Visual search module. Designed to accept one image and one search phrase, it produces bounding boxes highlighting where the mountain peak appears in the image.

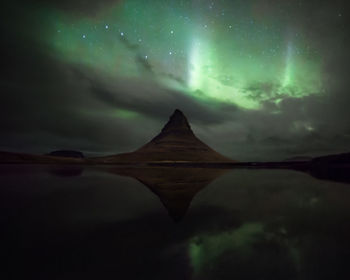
[173,108,185,116]
[161,109,192,134]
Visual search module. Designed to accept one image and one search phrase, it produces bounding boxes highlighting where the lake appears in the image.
[1,165,350,280]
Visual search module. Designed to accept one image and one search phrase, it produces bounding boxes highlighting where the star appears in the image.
[121,32,124,36]
[82,34,86,39]
[170,30,174,34]
[105,25,109,29]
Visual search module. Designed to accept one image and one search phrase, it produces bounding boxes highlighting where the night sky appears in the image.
[1,0,349,160]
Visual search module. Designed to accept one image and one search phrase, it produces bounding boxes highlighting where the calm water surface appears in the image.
[1,165,350,280]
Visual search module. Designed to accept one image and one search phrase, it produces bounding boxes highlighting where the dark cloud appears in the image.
[161,72,187,87]
[119,34,186,84]
[88,76,232,126]
[135,55,154,74]
[243,82,282,101]
[119,35,140,51]
[24,0,122,17]
[117,33,155,75]
[213,74,237,87]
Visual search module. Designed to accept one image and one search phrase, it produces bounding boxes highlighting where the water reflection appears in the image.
[308,164,350,183]
[1,165,350,280]
[103,167,228,221]
[48,165,84,177]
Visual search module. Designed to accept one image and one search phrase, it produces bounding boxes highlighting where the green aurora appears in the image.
[36,0,323,110]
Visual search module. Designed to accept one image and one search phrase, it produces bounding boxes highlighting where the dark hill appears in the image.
[48,150,85,158]
[0,151,84,164]
[284,156,312,162]
[312,152,350,164]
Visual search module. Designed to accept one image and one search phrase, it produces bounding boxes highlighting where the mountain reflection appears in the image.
[103,167,228,221]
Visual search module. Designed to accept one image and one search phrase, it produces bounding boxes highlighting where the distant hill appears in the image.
[284,156,313,162]
[92,109,234,163]
[312,152,350,164]
[308,152,350,183]
[47,150,85,158]
[0,151,84,164]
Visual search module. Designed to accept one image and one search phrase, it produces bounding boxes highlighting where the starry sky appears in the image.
[0,0,349,160]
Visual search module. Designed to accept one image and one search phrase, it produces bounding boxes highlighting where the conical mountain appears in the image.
[95,109,233,163]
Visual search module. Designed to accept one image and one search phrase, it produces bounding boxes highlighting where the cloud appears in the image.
[118,34,186,84]
[23,0,122,17]
[135,55,154,74]
[119,35,140,51]
[243,82,282,101]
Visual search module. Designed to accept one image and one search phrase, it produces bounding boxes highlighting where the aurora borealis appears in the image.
[47,0,324,109]
[1,0,349,160]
